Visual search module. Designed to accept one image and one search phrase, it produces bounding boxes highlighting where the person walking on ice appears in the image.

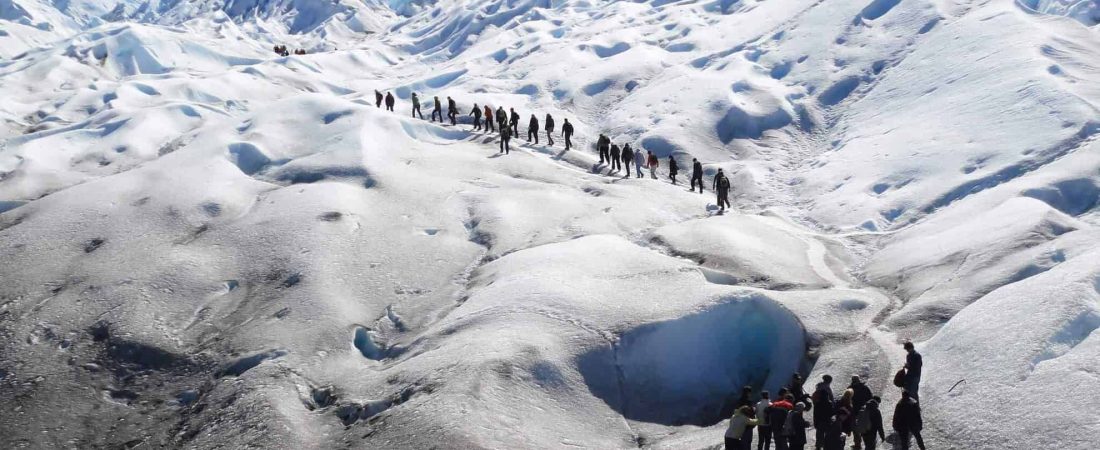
[633,146,644,178]
[545,114,555,146]
[484,106,495,132]
[411,93,423,119]
[375,90,383,108]
[691,158,704,193]
[527,114,539,143]
[902,342,922,401]
[384,92,395,112]
[610,143,621,173]
[668,155,678,185]
[470,104,482,131]
[562,119,574,150]
[621,144,634,177]
[431,96,442,122]
[447,96,458,125]
[714,168,731,213]
[892,391,925,450]
[647,151,659,179]
[500,125,512,154]
[510,108,520,135]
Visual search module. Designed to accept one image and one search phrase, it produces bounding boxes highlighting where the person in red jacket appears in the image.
[484,105,495,132]
[647,151,659,179]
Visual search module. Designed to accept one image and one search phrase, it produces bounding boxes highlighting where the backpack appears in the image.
[893,368,907,388]
[718,175,730,190]
[853,407,871,434]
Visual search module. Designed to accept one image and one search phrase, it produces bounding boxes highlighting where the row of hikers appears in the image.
[373,90,738,212]
[271,45,307,57]
[725,342,925,450]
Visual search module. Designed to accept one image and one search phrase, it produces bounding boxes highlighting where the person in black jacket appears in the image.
[543,113,554,144]
[375,90,383,108]
[596,134,610,164]
[496,106,507,131]
[500,125,512,154]
[527,115,539,143]
[431,96,443,122]
[691,158,704,193]
[447,96,458,125]
[903,342,923,401]
[713,169,731,212]
[857,399,886,450]
[610,144,621,172]
[812,375,835,450]
[621,144,634,177]
[786,402,811,450]
[844,374,871,415]
[411,93,423,119]
[668,156,678,184]
[892,391,925,450]
[470,104,482,131]
[510,108,520,135]
[562,119,574,150]
[384,92,395,112]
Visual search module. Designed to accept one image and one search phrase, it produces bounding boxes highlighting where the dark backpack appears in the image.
[718,175,730,190]
[893,369,907,388]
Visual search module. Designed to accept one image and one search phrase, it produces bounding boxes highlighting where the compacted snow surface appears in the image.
[1,0,1099,449]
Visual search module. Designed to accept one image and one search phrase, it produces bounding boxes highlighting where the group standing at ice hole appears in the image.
[373,90,928,450]
[373,90,736,212]
[724,342,926,450]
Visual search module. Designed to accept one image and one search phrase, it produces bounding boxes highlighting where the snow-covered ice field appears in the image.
[1,0,1099,448]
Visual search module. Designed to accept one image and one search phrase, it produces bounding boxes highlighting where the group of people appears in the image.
[372,90,578,153]
[271,45,306,57]
[725,342,926,450]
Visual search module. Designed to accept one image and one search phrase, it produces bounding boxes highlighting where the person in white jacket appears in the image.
[756,391,773,450]
[726,405,760,450]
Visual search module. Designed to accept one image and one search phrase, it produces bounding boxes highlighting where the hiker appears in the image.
[784,402,810,450]
[892,391,925,450]
[648,151,659,179]
[755,391,772,450]
[735,386,756,449]
[823,415,846,450]
[562,119,574,150]
[691,158,704,193]
[375,90,383,108]
[789,373,808,406]
[510,108,520,135]
[903,342,922,401]
[545,114,555,146]
[621,144,634,177]
[668,156,678,184]
[634,147,644,178]
[848,376,873,449]
[431,96,443,122]
[610,144,622,172]
[726,406,760,450]
[484,106,495,132]
[412,93,423,119]
[447,97,458,125]
[854,398,886,450]
[470,104,482,130]
[812,375,836,450]
[385,92,395,112]
[496,106,507,131]
[527,115,539,143]
[713,169,731,211]
[597,134,610,164]
[766,392,794,450]
[500,125,512,154]
[836,389,855,448]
